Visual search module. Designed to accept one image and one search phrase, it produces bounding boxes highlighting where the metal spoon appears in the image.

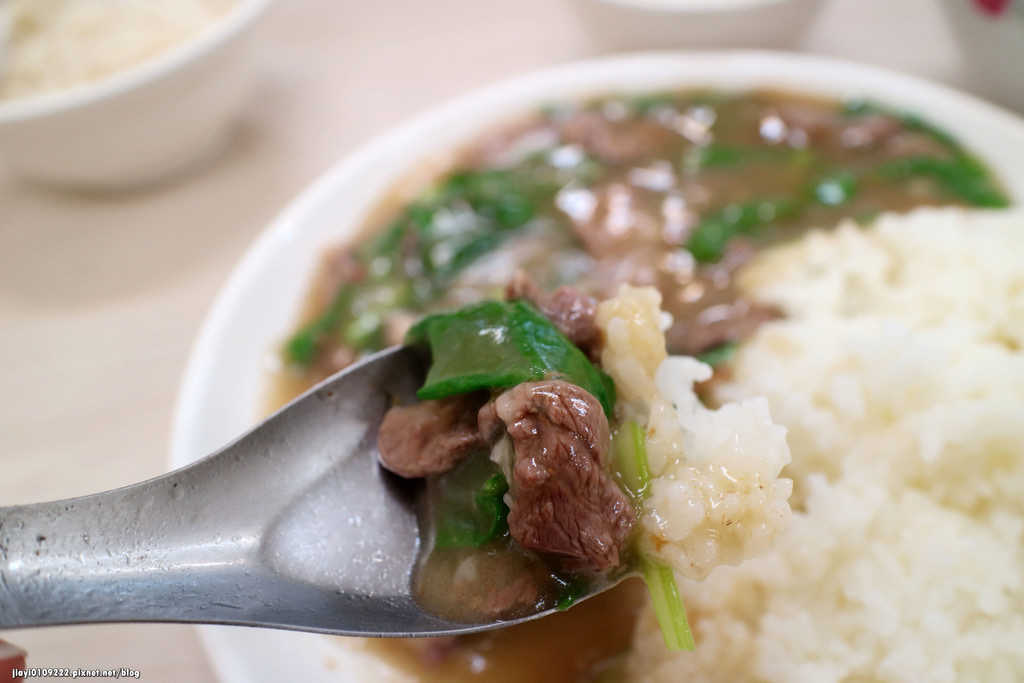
[0,346,579,637]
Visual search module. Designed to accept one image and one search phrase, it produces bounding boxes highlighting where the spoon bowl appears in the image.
[0,347,582,637]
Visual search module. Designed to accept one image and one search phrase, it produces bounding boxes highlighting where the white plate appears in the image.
[170,51,1024,682]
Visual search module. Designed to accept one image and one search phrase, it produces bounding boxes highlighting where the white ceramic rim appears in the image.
[169,50,1024,682]
[590,0,806,14]
[0,0,272,123]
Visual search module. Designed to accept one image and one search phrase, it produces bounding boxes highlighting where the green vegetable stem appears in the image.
[613,421,695,651]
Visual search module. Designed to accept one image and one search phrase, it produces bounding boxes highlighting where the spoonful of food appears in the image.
[0,286,724,652]
[0,346,583,637]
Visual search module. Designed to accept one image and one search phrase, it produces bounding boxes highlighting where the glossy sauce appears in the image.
[369,579,647,683]
[276,90,1004,387]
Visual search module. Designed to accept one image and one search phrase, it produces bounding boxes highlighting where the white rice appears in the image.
[627,207,1024,682]
[0,0,237,102]
[595,285,792,581]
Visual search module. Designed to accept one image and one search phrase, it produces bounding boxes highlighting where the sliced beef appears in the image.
[776,103,921,153]
[477,399,504,445]
[560,111,673,165]
[313,246,367,311]
[488,380,635,573]
[505,272,602,360]
[657,239,780,356]
[664,297,779,356]
[465,572,541,619]
[377,393,488,478]
[838,113,902,149]
[562,182,665,261]
[774,102,839,145]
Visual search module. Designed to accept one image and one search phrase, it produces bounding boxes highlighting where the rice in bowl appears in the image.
[0,0,238,102]
[629,206,1024,682]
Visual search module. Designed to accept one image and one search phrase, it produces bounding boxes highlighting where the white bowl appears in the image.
[171,51,1024,682]
[0,0,272,189]
[571,0,825,51]
[940,0,1024,114]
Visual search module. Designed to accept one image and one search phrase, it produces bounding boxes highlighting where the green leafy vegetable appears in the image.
[432,455,510,549]
[812,169,859,206]
[553,575,591,611]
[283,168,550,367]
[285,304,345,367]
[362,169,542,273]
[686,198,798,264]
[854,209,882,226]
[876,156,1009,208]
[843,99,1008,208]
[694,144,747,168]
[843,99,960,149]
[407,300,616,417]
[695,342,737,369]
[613,421,695,651]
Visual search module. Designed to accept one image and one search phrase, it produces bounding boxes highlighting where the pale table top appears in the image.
[0,0,1000,679]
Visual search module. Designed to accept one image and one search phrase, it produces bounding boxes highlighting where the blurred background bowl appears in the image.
[571,0,826,51]
[0,0,272,190]
[940,0,1024,113]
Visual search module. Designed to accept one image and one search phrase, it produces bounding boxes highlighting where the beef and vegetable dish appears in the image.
[378,289,634,623]
[270,90,1007,681]
[280,90,1005,382]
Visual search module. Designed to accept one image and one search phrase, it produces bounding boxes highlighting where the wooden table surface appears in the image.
[0,0,1000,679]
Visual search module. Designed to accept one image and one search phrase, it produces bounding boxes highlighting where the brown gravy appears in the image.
[368,579,647,683]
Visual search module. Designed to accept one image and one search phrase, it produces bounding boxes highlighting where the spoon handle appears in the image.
[0,347,457,636]
[0,451,276,629]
